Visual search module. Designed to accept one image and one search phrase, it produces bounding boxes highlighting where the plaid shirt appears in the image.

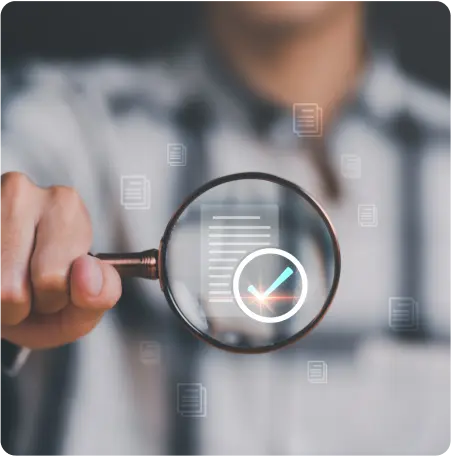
[2,46,450,454]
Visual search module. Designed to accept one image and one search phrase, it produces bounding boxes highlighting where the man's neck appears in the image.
[209,3,365,126]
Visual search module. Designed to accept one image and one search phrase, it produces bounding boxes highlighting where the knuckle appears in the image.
[1,172,31,192]
[32,269,67,296]
[1,286,30,324]
[50,185,82,208]
[1,172,33,207]
[50,186,89,221]
[48,186,91,233]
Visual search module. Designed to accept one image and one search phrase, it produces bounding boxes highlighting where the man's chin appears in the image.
[230,1,338,26]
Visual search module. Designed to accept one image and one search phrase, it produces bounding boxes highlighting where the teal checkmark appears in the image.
[248,266,294,299]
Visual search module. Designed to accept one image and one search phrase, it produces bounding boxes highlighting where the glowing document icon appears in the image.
[307,360,328,384]
[389,297,419,331]
[341,154,362,179]
[201,204,279,318]
[358,204,378,227]
[139,341,161,366]
[177,383,207,417]
[120,175,150,210]
[167,144,187,166]
[293,103,323,137]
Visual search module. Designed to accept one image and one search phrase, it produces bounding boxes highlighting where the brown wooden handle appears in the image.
[93,249,159,280]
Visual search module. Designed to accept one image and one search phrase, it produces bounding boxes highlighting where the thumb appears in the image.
[70,254,122,311]
[56,254,122,343]
[1,255,122,349]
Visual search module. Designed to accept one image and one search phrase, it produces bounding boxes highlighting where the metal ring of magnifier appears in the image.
[158,172,341,354]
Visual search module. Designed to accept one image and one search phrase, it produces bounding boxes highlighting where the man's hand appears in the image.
[1,172,122,349]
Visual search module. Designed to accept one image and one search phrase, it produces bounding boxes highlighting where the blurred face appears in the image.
[222,1,347,27]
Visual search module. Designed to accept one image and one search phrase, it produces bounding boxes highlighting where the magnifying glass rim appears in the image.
[159,172,341,354]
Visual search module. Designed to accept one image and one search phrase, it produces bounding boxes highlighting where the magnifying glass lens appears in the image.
[161,174,340,352]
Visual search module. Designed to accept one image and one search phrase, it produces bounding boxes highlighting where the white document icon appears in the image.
[139,341,161,365]
[293,103,323,137]
[167,143,187,166]
[120,175,150,210]
[341,154,362,179]
[177,383,207,417]
[307,360,328,384]
[358,204,378,227]
[389,297,419,331]
[201,204,279,318]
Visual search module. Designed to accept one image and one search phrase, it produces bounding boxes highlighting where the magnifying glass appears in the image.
[94,172,341,353]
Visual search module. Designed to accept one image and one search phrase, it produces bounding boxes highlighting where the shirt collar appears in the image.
[154,42,408,148]
[358,49,406,122]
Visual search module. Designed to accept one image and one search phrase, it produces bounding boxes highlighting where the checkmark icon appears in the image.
[248,266,294,300]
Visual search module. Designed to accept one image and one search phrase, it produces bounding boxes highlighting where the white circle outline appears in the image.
[232,248,308,324]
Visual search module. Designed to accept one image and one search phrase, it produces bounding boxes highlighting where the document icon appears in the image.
[341,154,361,179]
[167,143,187,166]
[139,341,161,366]
[358,204,378,227]
[201,204,279,318]
[120,175,150,210]
[293,103,323,137]
[177,383,207,417]
[307,360,328,384]
[389,297,419,331]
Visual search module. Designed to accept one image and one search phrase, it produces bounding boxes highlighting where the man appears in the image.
[2,2,449,454]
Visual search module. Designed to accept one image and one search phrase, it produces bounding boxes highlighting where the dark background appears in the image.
[1,1,450,91]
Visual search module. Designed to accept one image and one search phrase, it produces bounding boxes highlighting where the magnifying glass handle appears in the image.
[93,249,159,280]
